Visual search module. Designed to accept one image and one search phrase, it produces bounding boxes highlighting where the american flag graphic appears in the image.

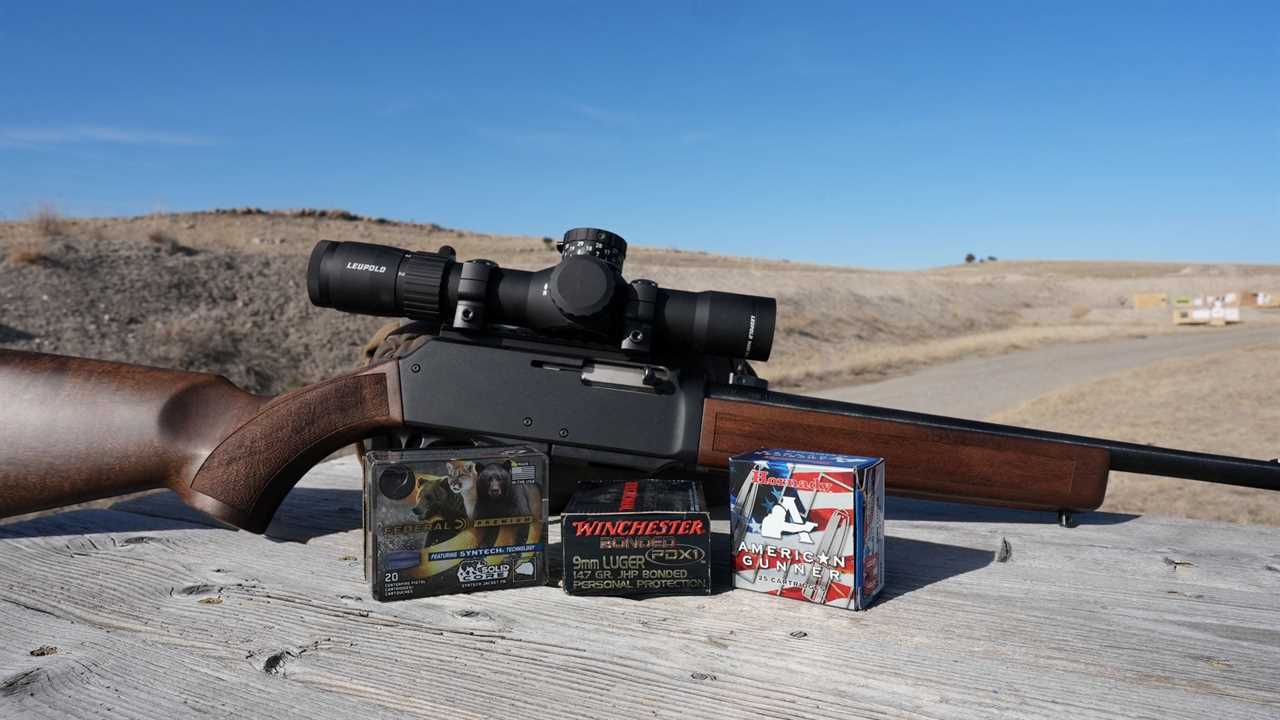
[732,461,860,608]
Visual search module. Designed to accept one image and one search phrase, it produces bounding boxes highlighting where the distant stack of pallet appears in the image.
[1132,292,1168,309]
[1244,291,1279,309]
[1171,295,1241,326]
[1172,296,1209,325]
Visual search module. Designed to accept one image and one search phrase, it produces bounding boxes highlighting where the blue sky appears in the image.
[1,2,1276,268]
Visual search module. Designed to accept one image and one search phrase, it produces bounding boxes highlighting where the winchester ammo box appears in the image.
[730,449,885,610]
[561,478,712,596]
[365,446,549,601]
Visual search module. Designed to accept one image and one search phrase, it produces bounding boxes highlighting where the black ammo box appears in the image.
[561,478,712,596]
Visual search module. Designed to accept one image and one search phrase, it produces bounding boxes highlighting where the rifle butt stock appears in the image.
[697,395,1110,512]
[0,350,404,532]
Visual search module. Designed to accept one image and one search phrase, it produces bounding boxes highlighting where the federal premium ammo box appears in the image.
[561,478,712,596]
[364,446,549,602]
[729,449,885,610]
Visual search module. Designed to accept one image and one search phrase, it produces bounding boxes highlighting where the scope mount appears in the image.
[442,227,671,358]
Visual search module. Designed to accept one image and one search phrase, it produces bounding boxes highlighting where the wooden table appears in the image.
[2,456,1277,719]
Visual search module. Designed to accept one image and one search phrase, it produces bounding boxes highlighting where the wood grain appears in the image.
[698,398,1111,511]
[0,350,403,533]
[1,457,1277,719]
[188,366,402,532]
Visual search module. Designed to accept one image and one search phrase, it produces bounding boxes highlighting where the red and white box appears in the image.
[729,449,885,610]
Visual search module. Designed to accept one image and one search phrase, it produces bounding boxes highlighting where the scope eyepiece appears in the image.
[307,231,776,361]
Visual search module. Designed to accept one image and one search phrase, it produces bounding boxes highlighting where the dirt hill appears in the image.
[3,208,1278,395]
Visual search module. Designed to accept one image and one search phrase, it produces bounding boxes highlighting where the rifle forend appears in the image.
[697,395,1111,511]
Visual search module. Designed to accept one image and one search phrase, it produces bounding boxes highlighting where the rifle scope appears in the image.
[307,228,775,361]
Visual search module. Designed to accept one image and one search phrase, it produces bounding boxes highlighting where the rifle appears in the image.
[1,228,1276,532]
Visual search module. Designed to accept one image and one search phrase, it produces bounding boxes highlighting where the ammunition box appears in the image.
[730,449,885,610]
[365,446,548,601]
[562,478,712,596]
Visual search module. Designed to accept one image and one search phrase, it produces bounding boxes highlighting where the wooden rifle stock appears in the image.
[0,350,403,532]
[698,396,1111,511]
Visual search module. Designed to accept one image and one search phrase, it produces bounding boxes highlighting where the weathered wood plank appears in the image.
[2,456,1278,719]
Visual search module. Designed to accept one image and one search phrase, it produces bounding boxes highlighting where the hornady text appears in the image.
[748,467,843,493]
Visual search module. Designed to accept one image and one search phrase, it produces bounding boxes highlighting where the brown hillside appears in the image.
[2,208,1278,395]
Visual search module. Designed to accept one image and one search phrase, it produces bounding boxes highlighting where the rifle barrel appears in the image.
[714,386,1280,493]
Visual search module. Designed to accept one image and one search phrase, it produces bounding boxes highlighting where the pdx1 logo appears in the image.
[645,545,707,566]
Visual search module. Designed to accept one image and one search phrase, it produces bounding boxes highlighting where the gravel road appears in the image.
[812,323,1278,420]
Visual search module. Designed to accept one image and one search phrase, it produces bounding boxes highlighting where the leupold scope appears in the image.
[307,227,775,360]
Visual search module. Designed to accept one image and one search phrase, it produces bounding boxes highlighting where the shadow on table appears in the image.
[263,488,364,542]
[0,506,215,539]
[876,535,994,605]
[0,487,365,541]
[547,503,1107,601]
[711,533,996,605]
[887,497,1138,526]
[0,323,37,343]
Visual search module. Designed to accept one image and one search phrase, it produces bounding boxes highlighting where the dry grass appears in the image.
[29,203,66,238]
[147,229,197,256]
[992,342,1280,525]
[4,204,69,264]
[5,239,49,265]
[769,323,1181,389]
[150,309,291,393]
[152,310,241,368]
[936,259,1280,278]
[4,208,1278,393]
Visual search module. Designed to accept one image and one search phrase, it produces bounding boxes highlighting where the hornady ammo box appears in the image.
[562,478,712,596]
[730,449,884,610]
[364,446,549,602]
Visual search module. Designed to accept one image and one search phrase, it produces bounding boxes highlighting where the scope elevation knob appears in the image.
[558,227,627,272]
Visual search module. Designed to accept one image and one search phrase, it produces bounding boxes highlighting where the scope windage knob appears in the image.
[548,255,619,329]
[558,227,627,272]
